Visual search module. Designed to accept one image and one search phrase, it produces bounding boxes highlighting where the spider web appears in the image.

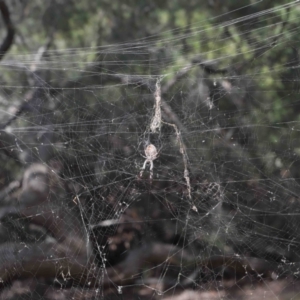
[0,1,300,299]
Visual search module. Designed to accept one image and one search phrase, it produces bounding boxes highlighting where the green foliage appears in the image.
[1,0,300,218]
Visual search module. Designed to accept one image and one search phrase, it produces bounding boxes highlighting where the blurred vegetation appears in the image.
[1,0,300,282]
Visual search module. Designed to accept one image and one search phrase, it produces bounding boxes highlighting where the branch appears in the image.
[0,0,14,60]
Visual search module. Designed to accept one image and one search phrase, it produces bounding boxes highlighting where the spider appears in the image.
[139,143,160,180]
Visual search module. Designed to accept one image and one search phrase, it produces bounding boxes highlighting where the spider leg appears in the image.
[143,159,149,170]
[149,160,153,171]
[149,160,153,180]
[140,159,149,178]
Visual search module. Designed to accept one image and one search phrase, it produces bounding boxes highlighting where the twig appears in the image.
[0,40,52,130]
[150,79,162,133]
[0,0,14,61]
[148,81,197,211]
[162,120,197,212]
